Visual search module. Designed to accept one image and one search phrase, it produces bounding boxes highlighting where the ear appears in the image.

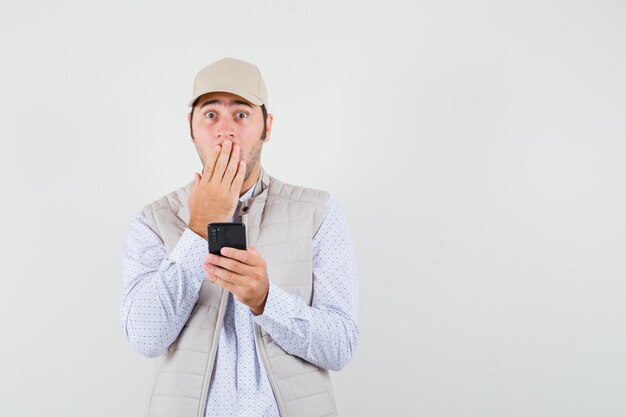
[188,113,195,142]
[263,113,273,144]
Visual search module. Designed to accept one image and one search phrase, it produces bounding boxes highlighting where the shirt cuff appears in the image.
[253,282,307,330]
[167,228,208,289]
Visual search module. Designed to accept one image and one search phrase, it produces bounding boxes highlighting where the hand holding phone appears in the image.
[203,223,268,315]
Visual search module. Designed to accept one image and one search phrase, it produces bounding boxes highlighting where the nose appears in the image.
[215,116,236,139]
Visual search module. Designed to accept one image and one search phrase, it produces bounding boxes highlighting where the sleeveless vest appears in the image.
[141,169,336,417]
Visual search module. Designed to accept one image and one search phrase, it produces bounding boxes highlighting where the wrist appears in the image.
[188,220,208,240]
[250,287,269,316]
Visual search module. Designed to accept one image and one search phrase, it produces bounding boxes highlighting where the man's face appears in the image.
[188,91,272,184]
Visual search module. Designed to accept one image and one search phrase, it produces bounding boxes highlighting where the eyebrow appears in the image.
[199,99,252,109]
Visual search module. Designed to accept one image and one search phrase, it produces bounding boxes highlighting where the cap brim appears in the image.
[188,85,264,107]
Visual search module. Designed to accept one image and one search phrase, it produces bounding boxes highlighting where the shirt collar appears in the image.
[239,181,257,203]
[238,168,265,204]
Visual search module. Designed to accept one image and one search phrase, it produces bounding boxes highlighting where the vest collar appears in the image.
[237,168,270,218]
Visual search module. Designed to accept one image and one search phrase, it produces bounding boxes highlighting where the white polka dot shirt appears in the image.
[120,183,359,417]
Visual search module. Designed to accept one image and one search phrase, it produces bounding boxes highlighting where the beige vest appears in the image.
[142,170,336,417]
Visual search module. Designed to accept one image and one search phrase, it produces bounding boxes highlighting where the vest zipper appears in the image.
[197,288,229,417]
[254,324,286,417]
[242,204,285,417]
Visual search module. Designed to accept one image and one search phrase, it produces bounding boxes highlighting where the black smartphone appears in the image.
[207,223,247,255]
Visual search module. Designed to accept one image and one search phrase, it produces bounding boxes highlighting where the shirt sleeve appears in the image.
[120,210,208,358]
[253,196,359,371]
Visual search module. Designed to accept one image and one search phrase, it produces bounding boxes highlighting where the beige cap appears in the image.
[188,57,268,107]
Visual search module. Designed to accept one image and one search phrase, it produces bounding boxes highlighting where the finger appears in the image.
[212,140,233,183]
[230,159,246,193]
[202,144,222,182]
[209,273,237,293]
[222,143,241,183]
[202,263,216,282]
[211,264,245,286]
[205,253,251,276]
[203,262,242,286]
[220,246,256,265]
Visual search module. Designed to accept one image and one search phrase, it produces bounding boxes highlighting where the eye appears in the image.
[235,111,248,119]
[204,111,217,119]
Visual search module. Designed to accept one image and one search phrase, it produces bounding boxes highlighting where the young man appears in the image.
[120,57,358,417]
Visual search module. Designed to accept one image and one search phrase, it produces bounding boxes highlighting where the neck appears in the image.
[239,166,261,197]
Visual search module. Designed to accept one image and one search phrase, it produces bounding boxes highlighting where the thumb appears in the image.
[193,172,200,186]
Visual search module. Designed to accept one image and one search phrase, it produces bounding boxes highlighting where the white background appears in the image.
[1,1,625,416]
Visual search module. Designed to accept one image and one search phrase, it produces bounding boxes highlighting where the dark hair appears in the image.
[189,101,268,141]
